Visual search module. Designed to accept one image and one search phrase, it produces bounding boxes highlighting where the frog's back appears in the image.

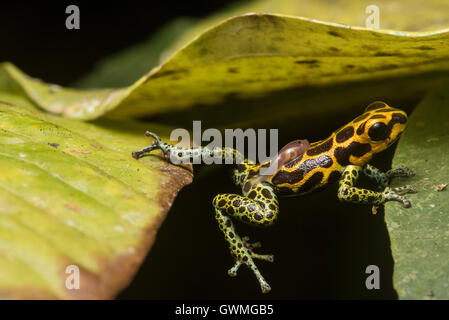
[268,137,343,196]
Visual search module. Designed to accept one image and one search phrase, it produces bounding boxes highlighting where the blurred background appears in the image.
[0,1,239,85]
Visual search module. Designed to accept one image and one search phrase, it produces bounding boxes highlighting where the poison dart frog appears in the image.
[132,101,416,294]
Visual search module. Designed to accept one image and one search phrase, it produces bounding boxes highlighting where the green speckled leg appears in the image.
[214,208,272,293]
[132,131,245,164]
[363,164,415,189]
[133,132,277,293]
[212,183,279,294]
[338,165,416,208]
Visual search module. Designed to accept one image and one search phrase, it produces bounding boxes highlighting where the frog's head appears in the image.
[357,101,408,154]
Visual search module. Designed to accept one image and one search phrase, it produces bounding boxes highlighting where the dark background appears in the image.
[1,1,403,299]
[0,1,240,85]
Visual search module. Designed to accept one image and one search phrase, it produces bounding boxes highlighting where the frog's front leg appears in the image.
[213,182,278,294]
[338,165,416,208]
[363,164,415,189]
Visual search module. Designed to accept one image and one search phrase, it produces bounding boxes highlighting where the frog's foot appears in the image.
[227,236,273,294]
[388,165,415,179]
[390,185,417,195]
[382,186,416,208]
[132,131,165,159]
[241,236,274,262]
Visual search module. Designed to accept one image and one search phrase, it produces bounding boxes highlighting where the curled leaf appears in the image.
[0,102,192,299]
[1,14,449,126]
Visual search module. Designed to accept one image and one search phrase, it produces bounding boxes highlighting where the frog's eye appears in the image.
[368,122,388,141]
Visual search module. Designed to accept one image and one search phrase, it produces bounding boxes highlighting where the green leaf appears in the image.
[163,0,449,60]
[0,64,38,111]
[386,87,449,299]
[74,0,449,90]
[1,14,449,125]
[0,101,192,299]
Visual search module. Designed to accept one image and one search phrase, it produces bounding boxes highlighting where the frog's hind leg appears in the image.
[212,184,279,294]
[132,131,247,165]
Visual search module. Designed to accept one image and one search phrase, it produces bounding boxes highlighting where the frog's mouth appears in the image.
[387,131,403,147]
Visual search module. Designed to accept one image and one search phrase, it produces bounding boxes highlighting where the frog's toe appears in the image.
[132,131,164,159]
[397,195,412,208]
[228,260,242,277]
[144,131,161,141]
[402,166,415,177]
[227,236,272,293]
[227,256,272,293]
[390,165,415,178]
[383,187,413,208]
[391,185,417,195]
[242,236,261,249]
[260,282,272,294]
[242,236,274,262]
[402,199,412,208]
[252,253,274,262]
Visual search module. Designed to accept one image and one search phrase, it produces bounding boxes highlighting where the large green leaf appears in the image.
[386,87,449,299]
[0,101,192,299]
[1,14,449,125]
[163,0,449,61]
[74,0,449,90]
